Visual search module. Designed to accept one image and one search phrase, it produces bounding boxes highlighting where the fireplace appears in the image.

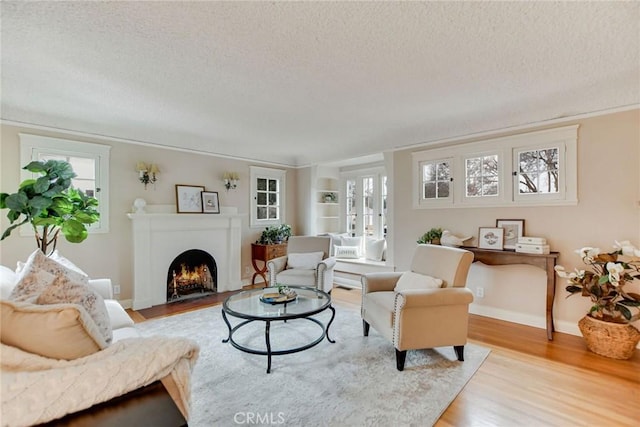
[128,204,243,310]
[167,249,217,301]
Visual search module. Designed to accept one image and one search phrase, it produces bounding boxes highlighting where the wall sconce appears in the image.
[136,162,159,189]
[223,172,239,191]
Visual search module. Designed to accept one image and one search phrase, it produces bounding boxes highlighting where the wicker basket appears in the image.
[578,316,640,360]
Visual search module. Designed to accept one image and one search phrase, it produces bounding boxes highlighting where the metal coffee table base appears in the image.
[222,306,336,373]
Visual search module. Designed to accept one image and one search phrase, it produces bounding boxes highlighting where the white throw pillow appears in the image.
[10,250,89,303]
[49,250,89,277]
[341,236,362,256]
[365,238,386,262]
[334,246,360,259]
[394,271,443,292]
[287,252,324,270]
[1,265,18,300]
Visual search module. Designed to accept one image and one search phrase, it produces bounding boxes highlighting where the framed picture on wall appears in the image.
[496,219,525,250]
[201,191,220,214]
[175,184,205,213]
[478,227,504,250]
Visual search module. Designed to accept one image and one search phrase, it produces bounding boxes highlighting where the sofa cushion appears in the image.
[274,269,316,285]
[287,252,324,269]
[0,265,18,300]
[104,299,135,330]
[10,250,89,303]
[49,250,89,277]
[37,275,113,344]
[394,271,443,292]
[0,300,107,360]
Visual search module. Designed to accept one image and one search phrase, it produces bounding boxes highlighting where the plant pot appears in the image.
[578,315,640,360]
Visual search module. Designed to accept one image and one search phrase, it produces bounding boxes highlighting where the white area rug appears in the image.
[137,303,489,426]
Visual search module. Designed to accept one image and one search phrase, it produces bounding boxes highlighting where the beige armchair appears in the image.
[361,244,474,371]
[267,236,336,293]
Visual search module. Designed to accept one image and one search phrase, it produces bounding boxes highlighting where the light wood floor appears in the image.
[130,287,640,426]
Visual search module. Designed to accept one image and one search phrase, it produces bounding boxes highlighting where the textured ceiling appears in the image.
[1,1,639,167]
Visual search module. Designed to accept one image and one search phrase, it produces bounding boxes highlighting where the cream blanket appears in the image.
[1,336,199,427]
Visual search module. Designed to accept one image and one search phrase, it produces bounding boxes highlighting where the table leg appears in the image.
[325,305,336,343]
[546,261,556,340]
[221,310,231,343]
[265,320,272,374]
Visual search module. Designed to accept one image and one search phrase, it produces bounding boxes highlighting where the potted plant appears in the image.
[322,192,337,203]
[256,224,292,245]
[555,241,640,359]
[0,160,100,255]
[417,227,443,245]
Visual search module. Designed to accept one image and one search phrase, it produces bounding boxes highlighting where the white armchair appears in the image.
[361,244,474,371]
[267,236,336,293]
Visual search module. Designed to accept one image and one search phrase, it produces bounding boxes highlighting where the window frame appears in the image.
[416,157,454,207]
[19,133,111,233]
[411,125,578,209]
[249,166,286,228]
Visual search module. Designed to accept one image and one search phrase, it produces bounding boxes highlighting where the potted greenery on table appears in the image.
[256,224,292,245]
[555,240,640,359]
[0,160,100,255]
[417,227,443,245]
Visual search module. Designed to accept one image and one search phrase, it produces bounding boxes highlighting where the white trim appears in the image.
[19,133,111,233]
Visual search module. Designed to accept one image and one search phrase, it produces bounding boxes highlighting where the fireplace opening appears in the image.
[166,249,217,302]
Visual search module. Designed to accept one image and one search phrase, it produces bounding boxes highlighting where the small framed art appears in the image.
[202,191,220,214]
[496,219,525,250]
[175,184,205,213]
[478,227,504,250]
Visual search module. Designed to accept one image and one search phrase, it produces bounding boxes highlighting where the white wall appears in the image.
[391,109,640,336]
[0,124,299,301]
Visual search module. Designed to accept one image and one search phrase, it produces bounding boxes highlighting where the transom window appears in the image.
[465,154,499,197]
[412,125,577,208]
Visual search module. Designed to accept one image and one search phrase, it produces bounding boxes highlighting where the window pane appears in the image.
[518,148,559,194]
[257,206,267,219]
[436,163,450,180]
[466,158,481,177]
[257,192,267,205]
[466,178,480,197]
[257,178,267,191]
[424,182,436,199]
[268,193,277,205]
[70,157,95,179]
[268,207,278,219]
[268,179,277,192]
[423,163,435,182]
[482,176,498,196]
[437,182,450,198]
[483,155,498,176]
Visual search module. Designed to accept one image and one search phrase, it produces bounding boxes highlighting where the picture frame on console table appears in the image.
[496,219,525,250]
[201,191,220,214]
[478,227,505,250]
[175,184,205,213]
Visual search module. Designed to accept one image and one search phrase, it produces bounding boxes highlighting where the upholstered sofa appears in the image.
[0,251,199,426]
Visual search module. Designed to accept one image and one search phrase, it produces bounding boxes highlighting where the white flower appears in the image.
[613,240,640,257]
[606,262,625,285]
[555,266,584,281]
[575,247,600,263]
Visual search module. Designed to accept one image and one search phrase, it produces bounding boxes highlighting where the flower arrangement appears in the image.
[555,241,640,324]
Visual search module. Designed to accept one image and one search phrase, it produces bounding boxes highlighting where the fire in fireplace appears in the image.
[166,249,217,302]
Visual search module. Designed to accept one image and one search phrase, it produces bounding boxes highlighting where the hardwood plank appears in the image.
[129,285,640,426]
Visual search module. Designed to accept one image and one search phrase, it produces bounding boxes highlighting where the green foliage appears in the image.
[417,227,443,244]
[0,160,100,254]
[257,224,292,245]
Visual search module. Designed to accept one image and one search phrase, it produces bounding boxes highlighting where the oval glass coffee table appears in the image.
[222,286,336,373]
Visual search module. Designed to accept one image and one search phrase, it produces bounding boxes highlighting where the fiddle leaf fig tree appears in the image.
[0,160,100,255]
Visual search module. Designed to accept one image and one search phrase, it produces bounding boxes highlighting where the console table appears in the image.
[462,247,559,340]
[250,243,288,285]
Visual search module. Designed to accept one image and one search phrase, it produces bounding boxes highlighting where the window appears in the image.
[420,159,452,201]
[343,168,387,239]
[515,146,560,197]
[20,133,110,233]
[412,125,578,208]
[250,166,286,228]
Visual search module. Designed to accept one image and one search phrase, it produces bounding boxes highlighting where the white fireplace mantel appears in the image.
[127,205,244,310]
